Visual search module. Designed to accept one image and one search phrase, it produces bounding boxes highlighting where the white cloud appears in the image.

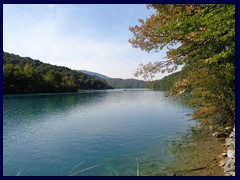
[4,4,168,80]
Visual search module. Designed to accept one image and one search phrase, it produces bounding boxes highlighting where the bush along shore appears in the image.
[218,127,235,176]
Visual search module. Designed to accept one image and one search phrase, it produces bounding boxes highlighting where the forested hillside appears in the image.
[148,71,182,91]
[78,70,147,89]
[106,78,146,89]
[3,52,112,94]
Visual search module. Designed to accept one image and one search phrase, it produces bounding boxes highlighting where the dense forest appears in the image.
[106,78,146,89]
[148,71,182,91]
[3,52,112,94]
[129,4,235,133]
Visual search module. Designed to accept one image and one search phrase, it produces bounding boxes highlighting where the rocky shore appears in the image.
[164,126,235,176]
[219,127,235,176]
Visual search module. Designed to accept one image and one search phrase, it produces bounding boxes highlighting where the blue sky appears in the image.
[3,4,169,80]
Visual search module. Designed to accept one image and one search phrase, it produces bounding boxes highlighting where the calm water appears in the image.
[3,89,195,176]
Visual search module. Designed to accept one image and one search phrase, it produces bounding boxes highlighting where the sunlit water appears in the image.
[3,89,195,176]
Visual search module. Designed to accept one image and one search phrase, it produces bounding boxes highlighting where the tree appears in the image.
[129,4,234,77]
[23,64,35,78]
[3,64,23,93]
[61,75,76,91]
[129,4,235,131]
[43,69,63,91]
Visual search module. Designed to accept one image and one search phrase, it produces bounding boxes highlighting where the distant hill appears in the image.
[3,52,112,94]
[148,71,182,91]
[78,70,110,80]
[77,70,147,89]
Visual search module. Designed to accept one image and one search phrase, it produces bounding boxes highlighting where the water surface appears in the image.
[3,89,195,176]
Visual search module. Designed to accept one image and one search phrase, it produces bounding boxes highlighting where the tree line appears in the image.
[3,52,112,94]
[106,78,146,89]
[147,71,182,91]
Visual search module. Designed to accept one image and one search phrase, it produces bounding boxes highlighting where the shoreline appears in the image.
[165,126,235,176]
[165,127,226,176]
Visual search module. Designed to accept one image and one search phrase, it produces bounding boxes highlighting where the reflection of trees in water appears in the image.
[3,92,108,126]
[14,92,106,109]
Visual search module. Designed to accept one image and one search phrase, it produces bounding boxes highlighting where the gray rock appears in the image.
[227,150,235,158]
[226,172,235,176]
[224,159,235,173]
[222,127,235,176]
[225,138,234,147]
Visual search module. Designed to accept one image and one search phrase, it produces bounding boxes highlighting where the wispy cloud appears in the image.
[3,4,167,80]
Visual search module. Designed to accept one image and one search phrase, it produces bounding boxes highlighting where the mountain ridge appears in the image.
[77,70,147,88]
[78,70,111,80]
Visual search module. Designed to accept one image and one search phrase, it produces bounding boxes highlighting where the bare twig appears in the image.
[69,161,85,176]
[69,164,102,176]
[16,169,22,176]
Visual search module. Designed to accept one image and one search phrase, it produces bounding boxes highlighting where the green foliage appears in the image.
[148,71,182,91]
[3,52,112,94]
[78,70,147,89]
[129,4,235,131]
[181,67,234,129]
[129,4,235,77]
[106,78,146,89]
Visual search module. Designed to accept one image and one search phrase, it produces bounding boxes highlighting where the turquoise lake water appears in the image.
[3,89,195,176]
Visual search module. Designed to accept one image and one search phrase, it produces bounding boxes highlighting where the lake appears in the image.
[3,89,195,176]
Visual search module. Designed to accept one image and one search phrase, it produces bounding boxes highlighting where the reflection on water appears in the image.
[4,90,195,176]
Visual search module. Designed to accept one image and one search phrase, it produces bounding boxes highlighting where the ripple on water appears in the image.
[4,90,195,176]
